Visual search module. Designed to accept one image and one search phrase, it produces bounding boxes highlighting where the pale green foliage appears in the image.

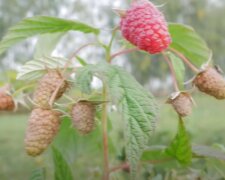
[108,66,158,178]
[34,33,65,58]
[167,52,185,89]
[166,117,192,165]
[76,63,158,178]
[169,23,211,67]
[29,168,45,180]
[193,145,225,161]
[75,67,93,94]
[0,16,99,55]
[16,56,68,80]
[52,146,73,180]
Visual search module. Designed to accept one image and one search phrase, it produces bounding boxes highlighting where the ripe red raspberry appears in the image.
[120,0,171,54]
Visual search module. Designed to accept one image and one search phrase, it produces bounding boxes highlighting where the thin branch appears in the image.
[169,47,199,73]
[102,84,109,180]
[109,47,139,62]
[62,42,98,75]
[49,43,98,107]
[162,52,180,92]
[109,163,129,173]
[49,78,66,107]
[109,158,173,174]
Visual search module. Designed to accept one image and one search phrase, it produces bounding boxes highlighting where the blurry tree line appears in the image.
[0,0,225,88]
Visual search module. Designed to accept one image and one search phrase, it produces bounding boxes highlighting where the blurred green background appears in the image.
[0,0,225,179]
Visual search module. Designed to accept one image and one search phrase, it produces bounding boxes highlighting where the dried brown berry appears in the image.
[0,92,15,111]
[167,92,193,117]
[25,108,61,156]
[33,70,69,108]
[193,67,225,99]
[71,101,96,135]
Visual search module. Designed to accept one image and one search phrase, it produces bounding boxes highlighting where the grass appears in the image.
[0,113,37,180]
[0,95,225,179]
[158,93,225,145]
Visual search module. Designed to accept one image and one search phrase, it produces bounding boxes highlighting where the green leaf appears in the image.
[76,63,158,178]
[166,117,192,165]
[75,67,93,94]
[192,145,225,161]
[0,16,100,55]
[17,56,68,80]
[52,146,73,180]
[108,66,158,178]
[141,145,170,161]
[34,32,65,58]
[167,52,185,89]
[29,168,45,180]
[169,23,211,67]
[76,56,87,66]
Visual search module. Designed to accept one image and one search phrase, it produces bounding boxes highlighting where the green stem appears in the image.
[102,84,109,180]
[169,47,199,73]
[162,52,180,92]
[105,27,119,63]
[101,29,118,180]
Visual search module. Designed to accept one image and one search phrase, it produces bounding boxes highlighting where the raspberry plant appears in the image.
[1,0,225,179]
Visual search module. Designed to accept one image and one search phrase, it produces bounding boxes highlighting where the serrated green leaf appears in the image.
[167,52,185,89]
[0,16,100,55]
[75,67,93,94]
[29,168,45,180]
[169,23,210,67]
[34,32,65,58]
[52,146,73,180]
[17,56,68,80]
[108,66,158,178]
[75,63,158,178]
[166,117,192,165]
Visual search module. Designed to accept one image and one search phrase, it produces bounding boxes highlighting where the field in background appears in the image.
[0,94,225,179]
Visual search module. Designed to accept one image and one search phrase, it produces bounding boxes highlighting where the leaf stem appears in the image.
[101,29,120,179]
[162,52,180,92]
[105,27,119,62]
[109,163,129,173]
[62,42,99,75]
[102,84,109,180]
[109,47,139,62]
[169,47,199,73]
[49,43,99,107]
[109,158,173,173]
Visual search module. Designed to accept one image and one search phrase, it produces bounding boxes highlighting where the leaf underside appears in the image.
[0,16,99,55]
[17,56,68,80]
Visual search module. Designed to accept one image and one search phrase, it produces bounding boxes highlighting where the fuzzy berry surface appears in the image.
[33,70,68,108]
[120,0,171,54]
[167,92,193,117]
[25,108,61,156]
[193,67,225,99]
[71,101,96,135]
[0,93,15,111]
